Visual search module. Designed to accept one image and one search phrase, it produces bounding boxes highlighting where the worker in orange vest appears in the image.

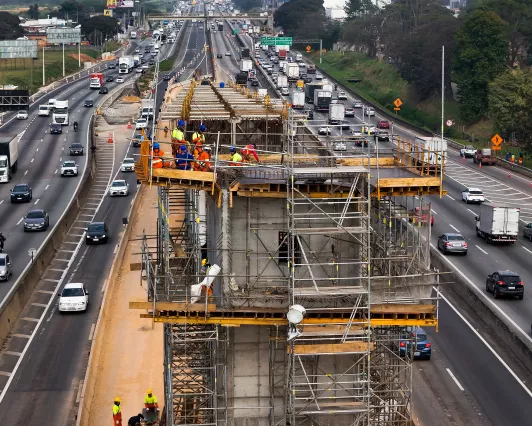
[195,144,211,171]
[113,397,122,426]
[241,143,260,163]
[152,142,164,169]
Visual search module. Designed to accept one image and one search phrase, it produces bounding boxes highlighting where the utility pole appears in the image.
[62,42,65,77]
[42,44,45,86]
[319,39,322,65]
[440,45,444,197]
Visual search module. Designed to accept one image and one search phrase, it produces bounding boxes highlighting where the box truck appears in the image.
[305,82,322,103]
[89,73,104,89]
[291,91,305,109]
[313,90,332,111]
[328,103,345,124]
[276,75,288,89]
[0,135,19,182]
[287,63,299,81]
[278,49,287,60]
[240,59,253,72]
[119,56,135,74]
[475,204,520,243]
[412,136,447,166]
[53,100,69,125]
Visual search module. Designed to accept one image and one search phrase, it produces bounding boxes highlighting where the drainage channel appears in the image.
[0,118,115,392]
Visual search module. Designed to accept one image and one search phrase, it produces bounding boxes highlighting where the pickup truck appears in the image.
[60,160,79,177]
[460,145,476,158]
[473,148,496,165]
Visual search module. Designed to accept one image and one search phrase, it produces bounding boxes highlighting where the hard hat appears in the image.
[153,142,160,149]
[202,259,208,266]
[180,144,187,151]
[204,145,211,151]
[147,389,153,394]
[115,397,121,403]
[178,119,185,127]
[199,124,206,132]
[230,146,236,152]
[196,141,203,147]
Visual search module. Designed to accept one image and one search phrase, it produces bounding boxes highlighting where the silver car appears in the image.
[437,233,468,255]
[0,254,13,281]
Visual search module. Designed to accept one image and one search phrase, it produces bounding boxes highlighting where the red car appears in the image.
[377,120,390,129]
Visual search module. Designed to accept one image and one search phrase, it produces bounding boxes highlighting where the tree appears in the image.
[59,0,86,20]
[27,3,40,20]
[233,0,261,12]
[489,69,532,148]
[274,0,324,36]
[453,10,508,121]
[0,12,24,40]
[80,16,120,43]
[344,0,376,20]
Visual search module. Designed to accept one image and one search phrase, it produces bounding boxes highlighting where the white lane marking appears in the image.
[31,158,34,163]
[16,217,24,225]
[431,209,437,215]
[523,246,532,255]
[54,169,58,174]
[88,323,96,341]
[45,185,49,190]
[445,368,465,391]
[446,195,455,201]
[0,200,3,205]
[36,149,39,152]
[475,245,488,255]
[76,379,84,403]
[34,199,39,205]
[436,286,532,398]
[467,208,477,215]
[449,224,460,232]
[24,171,28,176]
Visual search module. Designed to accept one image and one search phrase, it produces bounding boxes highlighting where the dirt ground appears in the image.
[86,186,164,424]
[68,53,95,63]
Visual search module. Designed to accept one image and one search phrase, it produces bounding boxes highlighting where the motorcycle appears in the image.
[73,122,78,132]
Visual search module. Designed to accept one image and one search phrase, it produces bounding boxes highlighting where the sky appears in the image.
[323,0,346,8]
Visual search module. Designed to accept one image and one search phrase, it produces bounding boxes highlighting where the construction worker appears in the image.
[152,142,172,168]
[112,397,122,426]
[195,144,211,172]
[144,389,159,412]
[176,145,194,170]
[172,120,186,157]
[192,124,207,145]
[229,146,242,166]
[127,413,144,426]
[241,143,260,163]
[201,258,214,298]
[163,125,169,138]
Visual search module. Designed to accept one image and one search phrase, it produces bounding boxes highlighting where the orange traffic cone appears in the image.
[127,121,132,129]
[108,133,113,144]
[479,161,482,168]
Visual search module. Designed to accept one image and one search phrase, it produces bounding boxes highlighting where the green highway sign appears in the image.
[233,28,239,34]
[260,36,292,46]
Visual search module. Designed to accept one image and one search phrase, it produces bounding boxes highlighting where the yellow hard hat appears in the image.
[114,397,121,403]
[147,388,153,394]
[201,259,207,266]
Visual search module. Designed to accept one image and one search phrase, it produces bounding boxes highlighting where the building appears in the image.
[325,7,347,20]
[20,17,68,34]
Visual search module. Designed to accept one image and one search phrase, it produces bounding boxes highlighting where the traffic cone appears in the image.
[108,133,113,144]
[508,173,511,179]
[127,121,132,129]
[479,161,482,168]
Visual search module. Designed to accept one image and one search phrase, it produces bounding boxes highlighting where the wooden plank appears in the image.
[303,325,366,335]
[152,168,216,183]
[296,402,365,408]
[338,157,395,167]
[288,342,374,355]
[376,177,441,188]
[129,262,142,271]
[129,301,217,312]
[371,304,436,314]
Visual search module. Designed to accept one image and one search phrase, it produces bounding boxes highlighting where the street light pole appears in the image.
[62,42,65,77]
[42,44,45,86]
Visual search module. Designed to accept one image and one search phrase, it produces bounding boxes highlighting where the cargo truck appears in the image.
[328,103,345,125]
[240,59,253,72]
[0,135,19,182]
[235,71,248,85]
[89,73,104,89]
[291,91,305,109]
[305,82,322,103]
[475,204,520,243]
[241,48,250,59]
[278,49,287,60]
[133,55,140,67]
[218,23,223,31]
[119,56,135,74]
[412,136,447,166]
[141,99,155,120]
[276,75,288,89]
[53,100,69,125]
[130,31,137,39]
[473,148,497,165]
[287,63,299,82]
[314,90,332,112]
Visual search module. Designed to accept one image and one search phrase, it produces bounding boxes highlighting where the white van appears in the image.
[38,105,51,116]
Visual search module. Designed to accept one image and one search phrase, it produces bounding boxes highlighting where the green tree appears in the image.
[344,0,376,20]
[27,3,40,20]
[233,0,261,12]
[274,0,324,36]
[0,12,24,40]
[489,69,532,148]
[81,15,120,43]
[453,10,508,121]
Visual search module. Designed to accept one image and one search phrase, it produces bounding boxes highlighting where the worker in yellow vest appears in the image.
[112,397,122,426]
[192,124,206,145]
[171,120,186,157]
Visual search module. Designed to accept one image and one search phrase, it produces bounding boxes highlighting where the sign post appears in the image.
[393,98,402,115]
[491,133,503,151]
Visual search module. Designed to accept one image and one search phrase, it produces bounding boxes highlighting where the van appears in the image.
[38,105,51,116]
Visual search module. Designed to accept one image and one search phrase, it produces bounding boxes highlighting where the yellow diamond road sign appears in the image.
[394,98,402,108]
[491,134,503,146]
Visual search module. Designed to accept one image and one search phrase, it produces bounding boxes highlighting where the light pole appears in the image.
[62,42,65,77]
[42,44,45,86]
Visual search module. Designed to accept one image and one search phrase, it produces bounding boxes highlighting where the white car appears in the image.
[334,142,347,151]
[462,187,485,203]
[116,77,124,83]
[58,282,89,312]
[16,110,28,120]
[353,100,363,108]
[298,62,306,67]
[136,118,148,129]
[365,107,375,117]
[60,160,79,177]
[225,51,231,56]
[460,145,476,158]
[149,41,155,46]
[338,91,347,100]
[109,179,129,197]
[315,73,323,80]
[361,125,377,135]
[121,157,135,172]
[281,86,290,96]
[135,48,140,53]
[318,126,331,135]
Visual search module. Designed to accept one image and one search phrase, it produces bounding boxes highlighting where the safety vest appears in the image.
[172,128,179,139]
[192,132,205,143]
[144,394,158,405]
[152,149,164,168]
[113,404,121,415]
[230,152,242,166]
[174,129,185,141]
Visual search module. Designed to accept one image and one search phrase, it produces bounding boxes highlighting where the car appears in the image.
[461,187,485,204]
[23,209,49,232]
[334,142,347,151]
[315,73,323,80]
[136,68,144,74]
[136,117,148,130]
[305,110,314,120]
[399,327,431,360]
[121,157,135,172]
[106,75,114,82]
[16,110,28,120]
[135,48,140,53]
[149,60,155,65]
[437,233,468,255]
[116,77,124,83]
[377,120,390,129]
[84,99,93,107]
[318,126,331,135]
[163,74,171,80]
[350,132,368,147]
[225,51,231,56]
[271,72,278,79]
[58,282,89,313]
[270,56,275,61]
[376,130,390,141]
[307,66,316,74]
[352,101,363,109]
[300,72,307,78]
[61,160,79,177]
[298,62,306,68]
[339,121,351,131]
[251,79,259,86]
[10,183,32,203]
[338,91,347,100]
[344,107,355,117]
[150,52,157,57]
[69,143,84,156]
[460,144,476,158]
[85,221,109,244]
[361,125,377,135]
[524,222,532,241]
[149,41,155,46]
[0,253,13,281]
[364,107,375,116]
[281,86,290,96]
[50,123,62,134]
[304,76,313,83]
[267,68,273,75]
[109,179,129,196]
[142,64,149,69]
[145,48,150,53]
[140,58,146,64]
[216,53,222,59]
[99,87,109,94]
[273,58,279,64]
[486,270,523,299]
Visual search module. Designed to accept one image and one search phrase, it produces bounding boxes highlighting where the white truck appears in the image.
[291,91,305,109]
[141,99,155,120]
[130,31,137,39]
[287,63,299,82]
[413,136,447,166]
[240,59,253,72]
[119,56,135,74]
[328,103,345,125]
[257,88,267,98]
[53,100,69,125]
[296,53,303,62]
[475,204,520,243]
[276,75,288,89]
[0,135,19,182]
[254,25,260,33]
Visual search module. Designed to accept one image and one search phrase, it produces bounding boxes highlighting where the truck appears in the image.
[296,53,303,62]
[275,45,290,53]
[276,75,288,89]
[473,148,497,165]
[291,91,305,109]
[133,55,140,67]
[287,63,299,82]
[412,136,447,166]
[218,23,223,31]
[305,82,322,103]
[89,73,104,89]
[53,100,69,125]
[130,31,137,39]
[328,103,345,125]
[257,88,267,98]
[278,49,287,61]
[163,20,169,26]
[240,59,253,72]
[0,135,19,182]
[279,62,287,74]
[119,56,135,74]
[254,25,260,34]
[241,48,250,59]
[475,204,520,243]
[314,90,332,112]
[248,69,256,81]
[235,71,248,85]
[141,99,155,120]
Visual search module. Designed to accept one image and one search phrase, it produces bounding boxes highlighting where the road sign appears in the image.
[306,45,311,52]
[394,98,402,108]
[233,28,238,34]
[492,145,502,151]
[297,79,304,88]
[446,119,453,126]
[260,36,292,46]
[491,133,503,146]
[394,107,401,111]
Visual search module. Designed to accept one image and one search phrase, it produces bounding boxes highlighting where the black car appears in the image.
[99,87,108,94]
[251,79,259,86]
[50,123,62,134]
[106,76,114,82]
[108,63,116,69]
[304,77,313,83]
[86,221,109,244]
[23,209,49,232]
[69,143,84,156]
[305,110,314,120]
[141,58,146,64]
[486,270,523,299]
[10,183,32,203]
[149,60,155,65]
[84,99,93,107]
[163,74,171,81]
[217,53,222,58]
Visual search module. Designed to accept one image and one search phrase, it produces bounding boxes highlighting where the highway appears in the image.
[0,19,201,424]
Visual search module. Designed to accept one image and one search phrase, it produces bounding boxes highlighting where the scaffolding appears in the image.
[133,81,445,426]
